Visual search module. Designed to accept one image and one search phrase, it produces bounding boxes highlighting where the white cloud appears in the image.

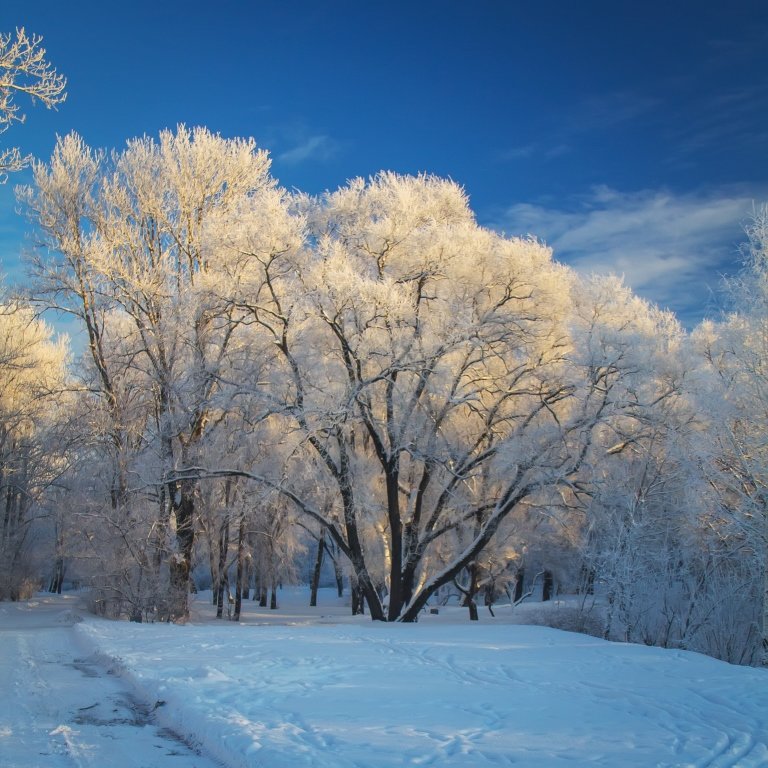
[494,187,767,326]
[277,135,337,165]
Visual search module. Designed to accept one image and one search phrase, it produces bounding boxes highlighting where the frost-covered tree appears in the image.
[20,122,762,655]
[21,127,276,619]
[202,172,686,622]
[690,205,768,661]
[0,28,66,179]
[0,299,69,599]
[577,207,768,665]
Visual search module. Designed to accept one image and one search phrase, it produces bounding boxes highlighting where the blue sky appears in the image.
[1,0,767,328]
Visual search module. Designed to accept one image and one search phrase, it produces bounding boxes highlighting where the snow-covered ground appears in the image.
[2,589,767,768]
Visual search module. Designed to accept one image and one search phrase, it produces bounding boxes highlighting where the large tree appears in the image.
[204,172,684,621]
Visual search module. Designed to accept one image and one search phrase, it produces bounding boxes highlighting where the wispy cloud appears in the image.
[499,144,537,160]
[277,135,338,165]
[499,142,570,162]
[575,91,660,133]
[498,90,658,163]
[494,186,767,327]
[668,83,768,160]
[706,24,768,66]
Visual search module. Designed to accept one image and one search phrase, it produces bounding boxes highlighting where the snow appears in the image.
[2,589,767,768]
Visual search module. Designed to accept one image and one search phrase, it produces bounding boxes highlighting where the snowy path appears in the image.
[0,597,220,768]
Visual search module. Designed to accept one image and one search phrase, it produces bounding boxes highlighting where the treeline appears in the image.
[0,127,765,665]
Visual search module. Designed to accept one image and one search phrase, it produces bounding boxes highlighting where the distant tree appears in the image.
[0,28,66,180]
[576,207,768,666]
[690,205,768,663]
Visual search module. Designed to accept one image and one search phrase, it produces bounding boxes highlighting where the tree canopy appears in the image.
[2,126,765,665]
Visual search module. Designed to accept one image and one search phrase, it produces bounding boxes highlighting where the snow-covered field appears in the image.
[1,589,767,768]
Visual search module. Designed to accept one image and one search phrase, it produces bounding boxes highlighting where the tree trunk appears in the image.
[466,563,480,615]
[579,565,595,595]
[514,567,525,603]
[168,477,197,622]
[484,583,496,617]
[542,570,554,602]
[215,517,230,619]
[310,530,325,607]
[336,444,385,620]
[455,567,480,622]
[401,554,419,612]
[233,516,247,622]
[239,551,250,602]
[385,469,404,621]
[324,538,344,596]
[240,553,251,601]
[49,559,64,594]
[351,579,365,615]
[168,558,189,621]
[398,506,515,622]
[207,525,218,605]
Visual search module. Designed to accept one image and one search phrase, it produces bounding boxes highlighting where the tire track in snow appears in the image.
[0,605,224,768]
[693,730,767,768]
[580,676,767,768]
[334,633,517,766]
[15,633,82,768]
[350,633,519,688]
[352,631,768,767]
